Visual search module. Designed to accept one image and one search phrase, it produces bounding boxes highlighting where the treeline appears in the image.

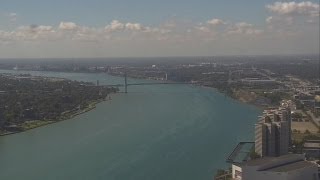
[0,74,118,132]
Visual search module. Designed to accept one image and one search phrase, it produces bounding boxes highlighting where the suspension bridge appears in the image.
[104,73,198,93]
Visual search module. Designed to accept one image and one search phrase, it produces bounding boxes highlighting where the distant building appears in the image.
[255,107,291,157]
[314,96,320,115]
[232,154,319,180]
[241,78,277,87]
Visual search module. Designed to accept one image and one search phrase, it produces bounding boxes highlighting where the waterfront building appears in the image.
[231,154,319,180]
[255,107,291,157]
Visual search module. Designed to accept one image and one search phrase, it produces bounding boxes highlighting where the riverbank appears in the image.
[0,95,114,137]
[109,72,266,109]
[228,89,270,110]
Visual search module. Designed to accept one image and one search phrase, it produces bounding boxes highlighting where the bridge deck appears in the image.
[103,82,197,87]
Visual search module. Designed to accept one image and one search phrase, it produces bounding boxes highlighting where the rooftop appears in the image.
[266,161,316,172]
[226,142,254,164]
[239,154,317,173]
[304,140,320,149]
[242,154,304,166]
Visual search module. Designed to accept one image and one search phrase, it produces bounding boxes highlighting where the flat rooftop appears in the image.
[266,161,316,172]
[226,142,254,164]
[304,141,320,149]
[242,154,304,166]
[240,154,317,172]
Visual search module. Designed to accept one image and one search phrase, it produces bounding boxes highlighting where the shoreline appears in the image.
[115,73,269,112]
[107,72,269,109]
[199,85,266,110]
[0,94,115,137]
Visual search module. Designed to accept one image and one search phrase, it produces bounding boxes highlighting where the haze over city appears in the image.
[0,0,319,58]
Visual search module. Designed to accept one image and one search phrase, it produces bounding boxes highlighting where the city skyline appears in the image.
[0,0,319,58]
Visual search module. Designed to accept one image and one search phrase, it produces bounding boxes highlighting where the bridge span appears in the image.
[103,73,197,93]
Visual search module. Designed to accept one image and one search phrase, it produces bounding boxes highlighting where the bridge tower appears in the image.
[124,72,128,93]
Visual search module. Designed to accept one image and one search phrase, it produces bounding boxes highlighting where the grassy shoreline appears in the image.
[0,95,113,137]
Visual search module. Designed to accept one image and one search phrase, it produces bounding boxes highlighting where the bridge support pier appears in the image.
[125,72,128,93]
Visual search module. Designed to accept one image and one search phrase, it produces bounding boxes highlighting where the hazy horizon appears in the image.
[0,53,319,60]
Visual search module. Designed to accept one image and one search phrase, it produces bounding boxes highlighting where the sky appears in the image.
[0,0,319,58]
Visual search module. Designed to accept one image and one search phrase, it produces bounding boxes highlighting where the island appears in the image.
[0,73,118,136]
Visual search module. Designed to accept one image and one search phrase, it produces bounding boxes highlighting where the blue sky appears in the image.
[0,0,319,57]
[1,0,298,27]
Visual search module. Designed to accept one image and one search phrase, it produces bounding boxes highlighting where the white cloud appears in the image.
[192,19,263,41]
[34,25,54,32]
[266,16,273,23]
[104,20,171,36]
[195,26,211,33]
[193,18,226,35]
[105,20,125,32]
[0,8,318,57]
[266,16,294,26]
[105,20,148,32]
[207,18,226,26]
[0,20,173,43]
[265,1,319,33]
[9,13,17,22]
[13,25,55,41]
[227,22,263,35]
[57,22,103,41]
[4,12,18,22]
[59,22,78,31]
[125,23,143,31]
[266,1,319,16]
[0,30,14,41]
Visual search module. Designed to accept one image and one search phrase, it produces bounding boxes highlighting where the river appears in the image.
[0,70,260,180]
